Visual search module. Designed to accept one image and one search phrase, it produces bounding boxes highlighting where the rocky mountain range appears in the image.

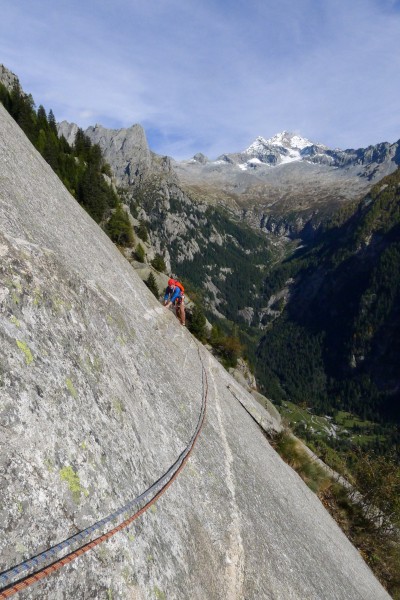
[174,131,400,235]
[58,119,400,240]
[1,99,392,599]
[200,130,398,171]
[55,115,400,326]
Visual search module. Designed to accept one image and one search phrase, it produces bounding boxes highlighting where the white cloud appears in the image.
[0,0,399,158]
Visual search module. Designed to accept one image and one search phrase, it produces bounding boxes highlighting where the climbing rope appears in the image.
[0,347,208,598]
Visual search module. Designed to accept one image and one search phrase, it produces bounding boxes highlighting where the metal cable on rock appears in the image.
[0,346,208,599]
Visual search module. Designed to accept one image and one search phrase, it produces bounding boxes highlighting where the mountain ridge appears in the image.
[56,113,400,243]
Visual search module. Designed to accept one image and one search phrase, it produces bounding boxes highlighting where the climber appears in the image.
[163,278,185,325]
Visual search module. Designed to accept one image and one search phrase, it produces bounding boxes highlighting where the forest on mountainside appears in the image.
[256,168,400,445]
[0,81,119,223]
[134,176,274,324]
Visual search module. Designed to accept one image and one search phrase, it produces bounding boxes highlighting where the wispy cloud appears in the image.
[1,0,399,158]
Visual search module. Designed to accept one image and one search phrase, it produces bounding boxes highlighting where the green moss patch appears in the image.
[65,378,77,398]
[16,340,34,365]
[59,465,88,503]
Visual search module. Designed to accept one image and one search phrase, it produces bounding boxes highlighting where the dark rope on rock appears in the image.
[0,346,208,598]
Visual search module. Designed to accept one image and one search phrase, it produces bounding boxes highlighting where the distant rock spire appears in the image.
[0,63,21,92]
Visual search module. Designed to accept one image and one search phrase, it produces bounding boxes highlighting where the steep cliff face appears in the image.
[0,104,391,599]
[0,64,19,92]
[57,121,175,189]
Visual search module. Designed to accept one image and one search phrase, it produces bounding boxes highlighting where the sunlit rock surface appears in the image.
[0,105,390,599]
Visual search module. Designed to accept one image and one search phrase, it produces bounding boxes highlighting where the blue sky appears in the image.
[1,0,400,159]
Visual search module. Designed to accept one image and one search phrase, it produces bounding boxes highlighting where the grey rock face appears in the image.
[56,120,79,146]
[0,104,391,599]
[193,152,209,164]
[86,123,152,187]
[57,121,153,187]
[0,64,20,92]
[57,120,176,190]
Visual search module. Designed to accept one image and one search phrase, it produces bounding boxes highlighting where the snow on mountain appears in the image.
[244,136,271,155]
[245,131,315,155]
[235,131,331,170]
[266,131,315,150]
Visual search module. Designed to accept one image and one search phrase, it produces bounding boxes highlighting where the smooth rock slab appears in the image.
[0,104,391,599]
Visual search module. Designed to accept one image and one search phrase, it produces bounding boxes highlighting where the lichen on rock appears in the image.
[59,465,88,503]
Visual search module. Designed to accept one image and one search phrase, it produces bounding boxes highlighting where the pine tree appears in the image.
[105,204,134,245]
[188,305,207,341]
[77,165,105,222]
[10,83,36,142]
[135,243,145,263]
[36,105,48,132]
[145,272,159,298]
[151,253,166,273]
[0,82,12,111]
[74,128,92,160]
[48,109,57,135]
[137,219,148,242]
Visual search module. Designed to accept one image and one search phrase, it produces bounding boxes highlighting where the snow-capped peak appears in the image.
[266,131,313,150]
[244,132,316,155]
[244,136,270,154]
